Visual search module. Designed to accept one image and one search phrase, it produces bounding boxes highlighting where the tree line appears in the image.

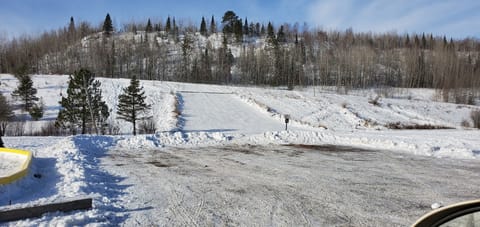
[1,11,479,104]
[0,68,151,142]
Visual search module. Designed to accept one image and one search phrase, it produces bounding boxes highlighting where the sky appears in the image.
[0,0,479,40]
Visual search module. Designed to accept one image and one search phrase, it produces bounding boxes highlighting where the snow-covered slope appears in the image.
[1,73,479,159]
[1,74,480,225]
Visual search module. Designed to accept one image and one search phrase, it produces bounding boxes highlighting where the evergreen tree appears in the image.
[210,15,216,34]
[29,98,44,121]
[414,35,420,48]
[0,94,14,147]
[200,17,207,36]
[222,11,238,34]
[234,19,243,42]
[266,22,277,45]
[405,34,410,48]
[116,76,151,135]
[277,25,286,43]
[12,75,39,111]
[154,23,162,32]
[421,33,427,49]
[165,17,171,33]
[146,18,153,33]
[68,16,76,41]
[56,68,109,134]
[243,18,249,35]
[172,17,177,36]
[68,16,75,32]
[248,22,255,37]
[103,13,113,35]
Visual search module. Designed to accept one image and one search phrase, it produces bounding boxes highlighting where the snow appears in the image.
[0,152,25,177]
[1,73,480,225]
[431,202,443,209]
[180,92,309,134]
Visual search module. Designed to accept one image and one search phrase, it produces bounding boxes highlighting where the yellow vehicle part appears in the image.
[0,148,33,185]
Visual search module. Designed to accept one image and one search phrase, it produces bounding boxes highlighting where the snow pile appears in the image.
[0,136,127,226]
[114,129,480,159]
[115,131,233,149]
[0,152,25,177]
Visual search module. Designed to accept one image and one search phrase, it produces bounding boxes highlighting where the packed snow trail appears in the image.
[180,92,304,134]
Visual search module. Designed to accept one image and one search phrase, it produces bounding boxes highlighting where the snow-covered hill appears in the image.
[1,73,479,159]
[1,74,480,225]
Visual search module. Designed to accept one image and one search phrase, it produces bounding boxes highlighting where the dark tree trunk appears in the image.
[133,119,136,136]
[0,135,4,147]
[82,109,86,134]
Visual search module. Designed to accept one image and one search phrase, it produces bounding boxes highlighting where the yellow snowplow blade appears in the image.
[0,148,33,185]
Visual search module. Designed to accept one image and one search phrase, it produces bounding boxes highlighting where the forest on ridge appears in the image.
[1,11,479,104]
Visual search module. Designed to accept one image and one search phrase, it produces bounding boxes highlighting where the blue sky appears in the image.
[0,0,479,39]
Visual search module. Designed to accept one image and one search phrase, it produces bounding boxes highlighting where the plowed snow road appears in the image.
[106,145,480,226]
[180,92,305,134]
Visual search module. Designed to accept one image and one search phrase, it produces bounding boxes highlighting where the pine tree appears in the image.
[266,22,277,45]
[116,76,151,135]
[405,34,410,48]
[248,22,255,37]
[68,17,75,32]
[29,98,44,121]
[103,13,113,35]
[165,17,171,33]
[0,94,14,147]
[222,11,238,34]
[277,25,286,43]
[56,68,109,134]
[234,19,243,42]
[146,18,153,33]
[68,16,76,41]
[172,17,177,36]
[243,18,249,35]
[200,17,207,36]
[421,33,427,49]
[12,75,39,111]
[210,15,216,34]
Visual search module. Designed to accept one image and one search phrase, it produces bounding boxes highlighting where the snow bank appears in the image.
[0,136,127,226]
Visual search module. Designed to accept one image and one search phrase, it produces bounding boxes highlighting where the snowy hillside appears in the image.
[1,73,479,158]
[1,74,480,225]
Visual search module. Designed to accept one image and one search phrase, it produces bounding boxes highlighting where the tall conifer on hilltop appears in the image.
[222,11,238,34]
[116,76,151,135]
[103,13,113,35]
[210,15,216,34]
[146,18,153,33]
[266,22,277,46]
[165,16,171,33]
[200,17,207,36]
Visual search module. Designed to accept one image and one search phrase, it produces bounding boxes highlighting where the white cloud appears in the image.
[307,0,480,38]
